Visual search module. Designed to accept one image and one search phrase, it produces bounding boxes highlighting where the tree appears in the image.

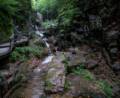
[0,0,18,41]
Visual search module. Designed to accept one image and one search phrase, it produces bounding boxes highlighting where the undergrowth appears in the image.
[96,80,113,98]
[72,64,95,81]
[71,64,113,98]
[10,46,44,62]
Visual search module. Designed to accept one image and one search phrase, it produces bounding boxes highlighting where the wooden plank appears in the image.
[0,43,11,48]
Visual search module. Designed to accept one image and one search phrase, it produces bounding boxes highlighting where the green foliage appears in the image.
[72,64,113,98]
[42,20,58,29]
[31,0,58,19]
[57,0,78,27]
[64,80,70,91]
[0,19,13,41]
[45,80,54,90]
[0,0,18,16]
[14,0,31,32]
[15,0,31,20]
[0,0,18,41]
[31,0,36,10]
[10,46,44,62]
[97,80,113,98]
[0,0,31,41]
[62,56,70,74]
[72,64,95,81]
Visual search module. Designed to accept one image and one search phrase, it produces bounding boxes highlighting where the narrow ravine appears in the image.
[1,1,120,98]
[3,12,119,98]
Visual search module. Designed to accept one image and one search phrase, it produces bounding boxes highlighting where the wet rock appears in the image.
[112,84,120,98]
[85,59,98,69]
[109,48,118,60]
[85,52,102,68]
[65,74,106,98]
[36,12,43,23]
[45,57,65,93]
[69,47,81,54]
[109,42,118,47]
[48,94,85,98]
[62,47,102,70]
[0,70,12,79]
[64,51,86,67]
[106,30,119,41]
[48,36,56,45]
[110,48,118,54]
[55,52,66,62]
[111,61,120,71]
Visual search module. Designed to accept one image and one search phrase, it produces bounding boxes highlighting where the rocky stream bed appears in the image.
[0,26,120,98]
[0,45,119,98]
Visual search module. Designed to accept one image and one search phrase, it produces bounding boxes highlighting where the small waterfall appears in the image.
[42,55,54,65]
[34,26,52,55]
[30,24,54,98]
[34,12,54,65]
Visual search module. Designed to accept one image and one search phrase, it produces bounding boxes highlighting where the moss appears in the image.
[72,64,95,81]
[10,45,44,62]
[71,64,112,98]
[96,80,113,98]
[45,80,54,90]
[46,70,55,79]
[42,20,58,29]
[64,80,70,91]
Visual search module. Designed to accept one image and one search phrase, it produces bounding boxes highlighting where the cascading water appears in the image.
[26,19,54,98]
[34,23,54,65]
[35,26,52,55]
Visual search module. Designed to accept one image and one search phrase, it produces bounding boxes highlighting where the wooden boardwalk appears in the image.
[15,36,29,46]
[0,37,14,58]
[0,35,29,59]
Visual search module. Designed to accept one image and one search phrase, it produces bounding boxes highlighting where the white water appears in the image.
[35,30,44,37]
[30,14,55,97]
[42,55,54,65]
[35,25,52,55]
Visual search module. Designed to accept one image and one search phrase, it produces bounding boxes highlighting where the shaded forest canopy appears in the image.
[30,0,120,49]
[0,0,120,42]
[0,0,31,41]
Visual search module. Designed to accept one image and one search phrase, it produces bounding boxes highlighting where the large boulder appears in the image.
[47,74,106,98]
[63,46,102,69]
[64,48,87,67]
[45,57,65,93]
[65,74,106,98]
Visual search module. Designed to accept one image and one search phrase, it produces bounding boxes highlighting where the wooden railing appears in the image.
[0,34,15,59]
[0,32,30,59]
